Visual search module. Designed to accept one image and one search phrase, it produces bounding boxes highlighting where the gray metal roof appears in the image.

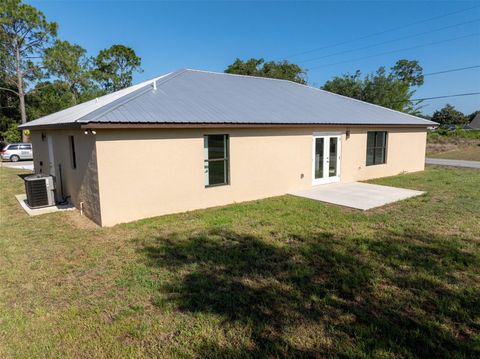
[21,68,436,128]
[470,113,480,129]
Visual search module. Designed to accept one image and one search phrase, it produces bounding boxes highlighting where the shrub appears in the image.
[428,129,480,140]
[1,123,21,143]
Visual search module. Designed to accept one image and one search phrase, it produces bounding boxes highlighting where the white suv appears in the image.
[1,143,33,162]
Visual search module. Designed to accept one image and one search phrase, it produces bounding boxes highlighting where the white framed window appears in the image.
[366,131,387,166]
[204,134,229,187]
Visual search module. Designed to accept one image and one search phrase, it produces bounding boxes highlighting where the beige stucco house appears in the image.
[20,69,435,226]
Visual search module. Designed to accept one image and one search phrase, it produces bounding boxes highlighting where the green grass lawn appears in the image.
[1,166,479,358]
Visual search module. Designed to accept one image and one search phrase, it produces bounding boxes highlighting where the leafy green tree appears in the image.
[431,104,468,126]
[391,59,424,87]
[225,58,307,84]
[0,78,20,133]
[94,45,142,92]
[225,58,264,77]
[1,1,143,129]
[26,79,104,121]
[1,122,21,143]
[26,81,76,120]
[322,59,423,113]
[261,60,307,84]
[0,0,57,140]
[362,67,417,112]
[320,70,363,100]
[43,40,94,102]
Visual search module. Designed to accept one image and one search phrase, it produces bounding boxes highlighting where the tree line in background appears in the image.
[225,57,425,114]
[429,105,478,126]
[0,0,142,142]
[224,57,479,126]
[1,1,478,144]
[225,58,307,85]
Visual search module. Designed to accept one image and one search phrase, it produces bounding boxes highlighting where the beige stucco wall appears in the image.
[94,127,426,226]
[340,127,427,182]
[30,130,102,224]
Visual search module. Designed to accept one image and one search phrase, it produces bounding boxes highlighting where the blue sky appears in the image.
[30,0,480,115]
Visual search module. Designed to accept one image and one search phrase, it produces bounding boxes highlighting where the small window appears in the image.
[7,144,18,150]
[69,136,77,169]
[204,134,229,187]
[366,131,387,166]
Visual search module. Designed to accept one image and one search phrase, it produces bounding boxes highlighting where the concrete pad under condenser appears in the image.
[290,182,425,210]
[15,194,75,216]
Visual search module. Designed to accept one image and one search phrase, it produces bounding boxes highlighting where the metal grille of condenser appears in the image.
[24,174,56,208]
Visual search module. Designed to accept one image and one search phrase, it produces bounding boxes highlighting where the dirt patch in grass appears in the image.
[427,135,480,160]
[62,210,101,229]
[428,146,480,161]
[1,166,479,358]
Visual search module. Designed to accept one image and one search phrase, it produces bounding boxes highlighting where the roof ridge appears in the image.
[78,70,187,123]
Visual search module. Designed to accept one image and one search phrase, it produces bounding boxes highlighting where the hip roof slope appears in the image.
[21,68,436,128]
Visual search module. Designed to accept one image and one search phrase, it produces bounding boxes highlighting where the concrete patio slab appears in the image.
[15,194,75,216]
[290,182,425,210]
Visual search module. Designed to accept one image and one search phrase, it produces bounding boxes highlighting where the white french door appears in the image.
[312,133,341,185]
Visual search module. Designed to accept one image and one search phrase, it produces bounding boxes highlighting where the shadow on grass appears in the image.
[139,227,479,357]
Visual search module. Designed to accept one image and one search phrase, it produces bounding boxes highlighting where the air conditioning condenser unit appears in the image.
[24,174,56,208]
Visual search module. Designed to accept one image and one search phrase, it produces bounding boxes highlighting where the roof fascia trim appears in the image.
[19,123,82,130]
[81,122,432,129]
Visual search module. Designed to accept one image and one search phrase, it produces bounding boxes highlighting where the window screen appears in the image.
[366,131,387,166]
[204,134,229,186]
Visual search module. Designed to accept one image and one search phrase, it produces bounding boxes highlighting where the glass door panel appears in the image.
[328,137,338,177]
[314,138,324,179]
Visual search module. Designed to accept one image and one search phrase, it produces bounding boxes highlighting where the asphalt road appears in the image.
[1,160,34,171]
[426,158,480,169]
